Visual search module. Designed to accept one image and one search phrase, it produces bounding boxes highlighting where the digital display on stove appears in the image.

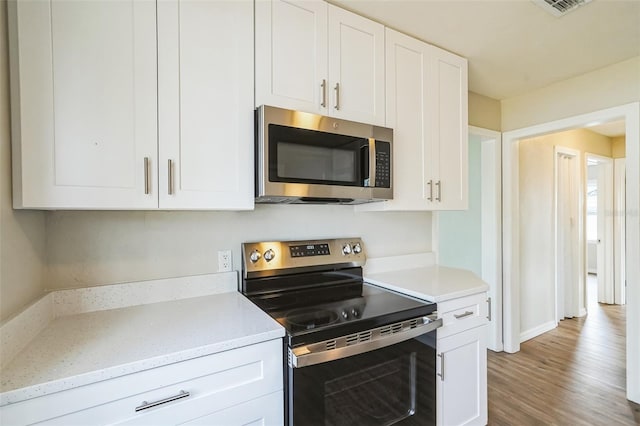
[290,243,330,257]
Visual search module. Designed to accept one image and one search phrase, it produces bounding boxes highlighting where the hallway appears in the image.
[487,275,640,425]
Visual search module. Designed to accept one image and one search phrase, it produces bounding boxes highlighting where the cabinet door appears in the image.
[428,47,468,210]
[9,0,158,209]
[327,5,385,126]
[255,0,328,115]
[377,28,432,211]
[183,391,283,426]
[437,326,488,426]
[157,0,254,210]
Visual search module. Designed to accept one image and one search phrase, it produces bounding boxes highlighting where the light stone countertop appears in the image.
[0,274,284,406]
[364,255,489,303]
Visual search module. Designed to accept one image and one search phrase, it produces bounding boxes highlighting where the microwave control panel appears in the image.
[375,142,391,188]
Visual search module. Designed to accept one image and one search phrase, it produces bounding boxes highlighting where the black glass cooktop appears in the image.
[249,282,436,347]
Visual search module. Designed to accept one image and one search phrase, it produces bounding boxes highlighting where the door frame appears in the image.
[501,102,639,403]
[614,158,626,305]
[554,146,583,322]
[470,125,503,352]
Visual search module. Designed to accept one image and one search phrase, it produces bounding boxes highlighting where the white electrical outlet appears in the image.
[218,250,232,272]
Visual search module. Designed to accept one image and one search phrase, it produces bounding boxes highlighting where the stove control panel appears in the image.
[290,243,330,258]
[242,238,366,277]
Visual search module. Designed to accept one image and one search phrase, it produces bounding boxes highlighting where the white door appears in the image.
[327,5,385,125]
[157,0,254,210]
[10,0,157,209]
[588,154,615,304]
[428,47,468,210]
[555,147,582,320]
[255,0,328,115]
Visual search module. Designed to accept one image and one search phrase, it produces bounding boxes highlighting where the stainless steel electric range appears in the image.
[241,238,442,426]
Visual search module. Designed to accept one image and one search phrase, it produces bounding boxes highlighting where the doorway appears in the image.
[501,102,639,403]
[585,154,614,305]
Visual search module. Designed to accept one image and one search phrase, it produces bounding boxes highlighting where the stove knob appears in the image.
[352,243,362,254]
[341,310,349,319]
[264,249,276,262]
[342,244,352,255]
[351,308,360,318]
[249,250,261,263]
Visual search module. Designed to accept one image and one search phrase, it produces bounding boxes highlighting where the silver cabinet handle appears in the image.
[168,159,174,195]
[487,297,492,321]
[438,353,444,381]
[320,79,327,108]
[427,180,434,201]
[435,180,441,202]
[144,157,151,195]
[135,390,190,412]
[454,311,474,319]
[334,82,340,110]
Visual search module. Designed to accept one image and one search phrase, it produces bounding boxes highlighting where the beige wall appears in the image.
[502,56,640,131]
[468,91,501,131]
[518,128,611,335]
[45,208,432,290]
[0,1,46,322]
[612,136,626,158]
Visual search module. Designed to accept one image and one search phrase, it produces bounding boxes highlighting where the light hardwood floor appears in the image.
[487,275,640,425]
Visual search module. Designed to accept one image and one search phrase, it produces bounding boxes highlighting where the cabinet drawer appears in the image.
[1,339,282,425]
[183,390,283,426]
[437,293,488,338]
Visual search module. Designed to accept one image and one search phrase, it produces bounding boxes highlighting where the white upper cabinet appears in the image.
[9,0,158,209]
[9,0,254,210]
[357,28,468,212]
[255,0,328,115]
[255,0,385,126]
[327,5,385,126]
[427,46,468,210]
[157,0,254,210]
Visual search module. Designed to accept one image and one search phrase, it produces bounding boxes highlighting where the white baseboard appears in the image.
[520,320,557,343]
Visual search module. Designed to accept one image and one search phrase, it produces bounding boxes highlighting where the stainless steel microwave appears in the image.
[255,105,393,204]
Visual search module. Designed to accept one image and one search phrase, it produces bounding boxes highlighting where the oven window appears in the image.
[324,354,417,426]
[289,336,436,426]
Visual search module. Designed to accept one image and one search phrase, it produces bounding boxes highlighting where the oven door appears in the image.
[287,330,437,426]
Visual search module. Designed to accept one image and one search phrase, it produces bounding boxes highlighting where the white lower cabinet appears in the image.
[436,293,488,426]
[0,339,283,426]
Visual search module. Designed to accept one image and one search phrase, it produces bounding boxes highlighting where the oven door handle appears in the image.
[289,316,442,368]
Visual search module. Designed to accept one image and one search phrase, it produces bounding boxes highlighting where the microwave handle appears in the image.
[366,138,376,188]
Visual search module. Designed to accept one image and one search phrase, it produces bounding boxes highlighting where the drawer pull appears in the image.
[454,311,474,319]
[135,390,190,412]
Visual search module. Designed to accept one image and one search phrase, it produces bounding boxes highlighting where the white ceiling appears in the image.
[586,119,626,137]
[331,0,640,101]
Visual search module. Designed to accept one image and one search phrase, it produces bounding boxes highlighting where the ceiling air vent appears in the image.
[532,0,593,17]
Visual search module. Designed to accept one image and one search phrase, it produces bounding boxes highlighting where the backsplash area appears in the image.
[44,206,432,290]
